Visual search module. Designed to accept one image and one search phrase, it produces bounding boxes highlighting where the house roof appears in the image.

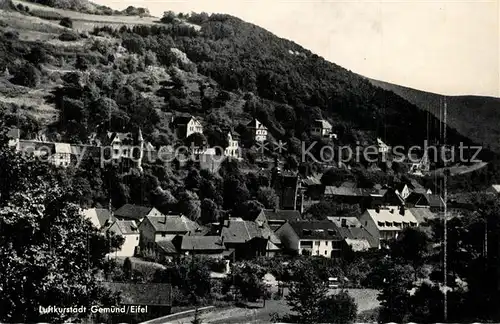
[302,175,322,186]
[221,219,263,244]
[181,236,225,251]
[114,204,159,221]
[365,207,418,231]
[82,208,113,229]
[104,282,172,306]
[54,143,72,154]
[408,208,438,224]
[112,220,139,235]
[17,140,54,155]
[324,186,370,197]
[289,221,341,240]
[336,227,378,249]
[262,209,302,222]
[405,192,430,206]
[146,215,200,233]
[327,216,362,228]
[428,194,446,209]
[490,185,500,193]
[156,240,178,254]
[314,119,332,129]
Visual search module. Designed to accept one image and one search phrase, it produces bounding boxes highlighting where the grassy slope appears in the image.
[367,78,500,153]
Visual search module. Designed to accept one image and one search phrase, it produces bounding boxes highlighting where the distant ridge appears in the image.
[366,78,500,153]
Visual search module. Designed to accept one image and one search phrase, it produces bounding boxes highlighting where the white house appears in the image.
[82,208,114,230]
[224,131,240,159]
[247,118,268,142]
[107,220,140,257]
[275,220,343,258]
[173,115,204,138]
[7,128,20,148]
[359,206,418,248]
[50,143,72,167]
[311,119,334,138]
[377,138,389,153]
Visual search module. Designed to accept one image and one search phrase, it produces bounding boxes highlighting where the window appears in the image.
[161,233,166,237]
[324,250,327,255]
[316,250,319,255]
[136,237,139,240]
[325,241,329,246]
[315,241,320,246]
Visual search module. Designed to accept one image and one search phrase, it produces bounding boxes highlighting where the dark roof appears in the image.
[327,216,362,228]
[394,183,408,192]
[221,219,263,244]
[428,194,445,209]
[324,186,370,197]
[336,227,378,248]
[262,209,302,222]
[113,220,139,235]
[104,282,172,306]
[146,215,200,233]
[114,204,157,221]
[405,192,430,206]
[181,236,225,251]
[289,221,341,240]
[156,240,178,254]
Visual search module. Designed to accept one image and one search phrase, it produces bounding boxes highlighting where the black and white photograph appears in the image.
[0,0,498,322]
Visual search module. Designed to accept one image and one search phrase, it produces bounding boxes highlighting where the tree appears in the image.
[256,186,278,209]
[285,260,328,323]
[0,141,123,322]
[200,198,219,224]
[231,262,268,303]
[390,227,431,279]
[318,290,358,324]
[11,64,40,88]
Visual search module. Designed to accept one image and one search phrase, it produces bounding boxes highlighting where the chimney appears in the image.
[375,206,380,213]
[341,218,347,228]
[389,209,394,214]
[399,205,405,216]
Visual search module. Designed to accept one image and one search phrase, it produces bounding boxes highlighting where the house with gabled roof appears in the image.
[224,130,240,159]
[275,220,344,258]
[172,115,203,138]
[138,214,206,259]
[6,127,20,148]
[106,220,140,257]
[114,204,164,222]
[311,119,335,138]
[336,227,378,251]
[81,208,114,230]
[247,118,268,142]
[218,218,280,259]
[359,206,419,248]
[255,209,303,231]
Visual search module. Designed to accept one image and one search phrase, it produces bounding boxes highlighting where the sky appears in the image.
[97,0,500,97]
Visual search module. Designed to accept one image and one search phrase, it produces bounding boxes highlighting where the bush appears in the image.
[58,31,80,41]
[60,17,73,28]
[11,64,40,88]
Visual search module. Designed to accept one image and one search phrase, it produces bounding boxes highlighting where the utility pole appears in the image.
[443,96,448,322]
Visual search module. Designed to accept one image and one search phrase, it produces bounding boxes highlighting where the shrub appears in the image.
[58,31,80,41]
[11,64,40,88]
[59,17,73,28]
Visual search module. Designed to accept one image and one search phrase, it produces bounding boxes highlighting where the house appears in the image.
[311,119,335,138]
[103,282,172,318]
[99,130,149,169]
[406,151,430,175]
[82,208,114,230]
[255,209,303,231]
[106,220,140,257]
[138,214,204,258]
[327,216,362,228]
[336,227,378,251]
[173,115,203,138]
[247,118,268,142]
[114,204,164,222]
[301,174,324,200]
[377,138,390,154]
[219,218,280,259]
[394,183,411,201]
[409,207,438,224]
[405,192,431,208]
[50,143,72,167]
[175,235,227,257]
[6,128,20,148]
[359,206,419,248]
[276,220,344,258]
[198,151,226,173]
[224,131,240,159]
[381,188,405,206]
[427,194,446,212]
